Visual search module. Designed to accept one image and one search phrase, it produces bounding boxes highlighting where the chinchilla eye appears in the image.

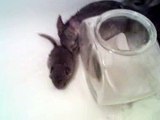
[65,67,71,75]
[50,67,54,73]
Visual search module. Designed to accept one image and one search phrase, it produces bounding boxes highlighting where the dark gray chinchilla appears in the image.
[39,1,125,89]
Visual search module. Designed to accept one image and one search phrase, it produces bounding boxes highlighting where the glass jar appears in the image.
[79,9,160,105]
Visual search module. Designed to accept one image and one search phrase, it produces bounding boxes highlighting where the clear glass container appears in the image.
[79,9,160,105]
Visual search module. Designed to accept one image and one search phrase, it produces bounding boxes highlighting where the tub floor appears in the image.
[0,0,160,120]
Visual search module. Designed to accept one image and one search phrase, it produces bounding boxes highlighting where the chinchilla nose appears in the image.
[49,65,68,89]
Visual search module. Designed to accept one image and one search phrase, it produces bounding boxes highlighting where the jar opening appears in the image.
[95,9,157,55]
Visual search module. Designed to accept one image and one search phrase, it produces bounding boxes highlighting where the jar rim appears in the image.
[95,9,157,56]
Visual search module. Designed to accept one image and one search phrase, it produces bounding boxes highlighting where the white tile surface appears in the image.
[0,0,160,120]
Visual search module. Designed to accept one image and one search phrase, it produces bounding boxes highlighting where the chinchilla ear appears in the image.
[57,15,65,36]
